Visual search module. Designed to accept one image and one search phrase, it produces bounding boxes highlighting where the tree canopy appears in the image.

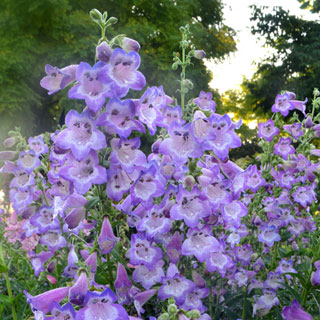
[0,0,236,143]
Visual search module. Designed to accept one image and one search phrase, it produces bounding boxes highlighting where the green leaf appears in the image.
[0,263,8,273]
[0,294,12,306]
[278,281,302,303]
[86,197,100,210]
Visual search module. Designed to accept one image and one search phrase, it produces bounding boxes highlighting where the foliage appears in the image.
[0,0,236,145]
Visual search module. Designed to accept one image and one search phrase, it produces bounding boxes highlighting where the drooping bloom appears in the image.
[282,299,312,320]
[98,217,118,254]
[25,287,70,314]
[40,64,77,95]
[115,263,132,304]
[55,109,106,160]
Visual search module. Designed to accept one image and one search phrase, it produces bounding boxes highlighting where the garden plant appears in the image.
[1,9,320,320]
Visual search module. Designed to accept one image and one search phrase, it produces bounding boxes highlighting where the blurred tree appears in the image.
[0,0,236,144]
[233,3,320,121]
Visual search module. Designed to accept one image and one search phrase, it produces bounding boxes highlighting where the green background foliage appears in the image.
[0,0,236,145]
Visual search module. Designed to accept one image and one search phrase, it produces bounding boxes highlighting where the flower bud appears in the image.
[158,313,169,320]
[47,260,56,273]
[193,50,206,59]
[96,41,112,63]
[0,151,16,161]
[122,37,140,52]
[107,17,118,26]
[172,62,179,70]
[168,304,178,315]
[3,137,16,148]
[46,274,56,285]
[305,116,313,128]
[186,309,201,318]
[183,175,195,189]
[90,9,103,24]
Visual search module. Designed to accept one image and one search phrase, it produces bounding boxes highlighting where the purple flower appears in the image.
[272,93,295,116]
[63,246,79,278]
[69,272,88,306]
[158,265,195,305]
[182,226,221,262]
[110,137,147,173]
[76,288,129,320]
[245,165,265,192]
[206,252,233,276]
[274,137,295,160]
[28,136,48,156]
[203,114,241,160]
[96,41,113,63]
[253,289,279,316]
[170,186,211,228]
[132,260,165,290]
[106,167,140,202]
[10,168,35,190]
[137,205,172,239]
[222,200,248,227]
[275,259,297,278]
[55,110,106,160]
[282,299,312,320]
[31,251,53,277]
[40,64,77,95]
[30,206,60,234]
[193,91,216,111]
[25,287,70,314]
[136,87,165,135]
[68,61,112,113]
[293,185,316,207]
[160,105,184,129]
[59,151,107,194]
[166,232,182,264]
[159,123,203,165]
[17,150,40,174]
[101,48,146,98]
[98,217,118,254]
[115,263,132,304]
[258,225,280,247]
[122,37,141,52]
[131,162,165,207]
[128,233,163,270]
[46,302,76,320]
[40,230,67,251]
[97,98,145,138]
[283,123,303,139]
[257,119,280,142]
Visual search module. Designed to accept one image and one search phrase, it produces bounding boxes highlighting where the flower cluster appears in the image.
[1,9,320,320]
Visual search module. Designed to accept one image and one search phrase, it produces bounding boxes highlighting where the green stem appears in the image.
[0,243,17,320]
[180,35,186,115]
[107,254,114,291]
[241,287,247,320]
